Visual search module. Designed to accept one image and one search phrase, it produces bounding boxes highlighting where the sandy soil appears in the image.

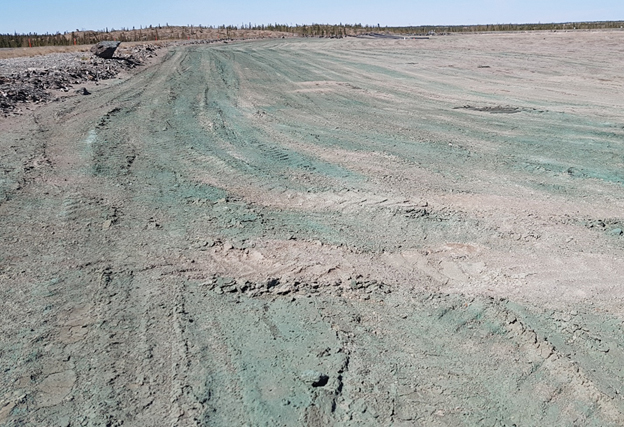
[1,30,624,426]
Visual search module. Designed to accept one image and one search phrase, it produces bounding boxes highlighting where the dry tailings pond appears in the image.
[1,32,624,425]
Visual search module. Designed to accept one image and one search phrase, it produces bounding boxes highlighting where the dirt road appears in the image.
[2,31,624,426]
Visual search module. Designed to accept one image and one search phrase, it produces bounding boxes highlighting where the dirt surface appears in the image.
[0,46,93,61]
[1,30,624,426]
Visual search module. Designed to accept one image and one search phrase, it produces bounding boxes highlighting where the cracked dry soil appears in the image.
[2,31,624,426]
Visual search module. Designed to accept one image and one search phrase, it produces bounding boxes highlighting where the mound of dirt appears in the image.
[454,105,521,113]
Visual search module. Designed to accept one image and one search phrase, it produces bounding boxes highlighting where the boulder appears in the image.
[90,41,121,59]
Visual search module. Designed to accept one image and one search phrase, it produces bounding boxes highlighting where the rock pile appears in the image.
[0,44,160,116]
[0,75,50,111]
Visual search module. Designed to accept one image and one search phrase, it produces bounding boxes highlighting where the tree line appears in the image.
[1,21,623,48]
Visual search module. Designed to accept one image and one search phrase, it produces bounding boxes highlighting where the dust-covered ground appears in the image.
[2,30,624,426]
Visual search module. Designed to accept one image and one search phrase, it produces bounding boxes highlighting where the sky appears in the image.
[1,0,623,34]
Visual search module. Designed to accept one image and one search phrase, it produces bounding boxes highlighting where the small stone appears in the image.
[609,228,623,236]
[81,88,91,95]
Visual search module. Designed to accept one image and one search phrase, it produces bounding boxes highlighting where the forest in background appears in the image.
[1,20,623,48]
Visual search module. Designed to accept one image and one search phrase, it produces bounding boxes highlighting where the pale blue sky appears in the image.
[1,0,623,34]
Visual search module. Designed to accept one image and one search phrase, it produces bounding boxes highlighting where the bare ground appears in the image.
[1,30,624,426]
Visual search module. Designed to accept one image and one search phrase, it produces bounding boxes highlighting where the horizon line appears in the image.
[3,19,623,36]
